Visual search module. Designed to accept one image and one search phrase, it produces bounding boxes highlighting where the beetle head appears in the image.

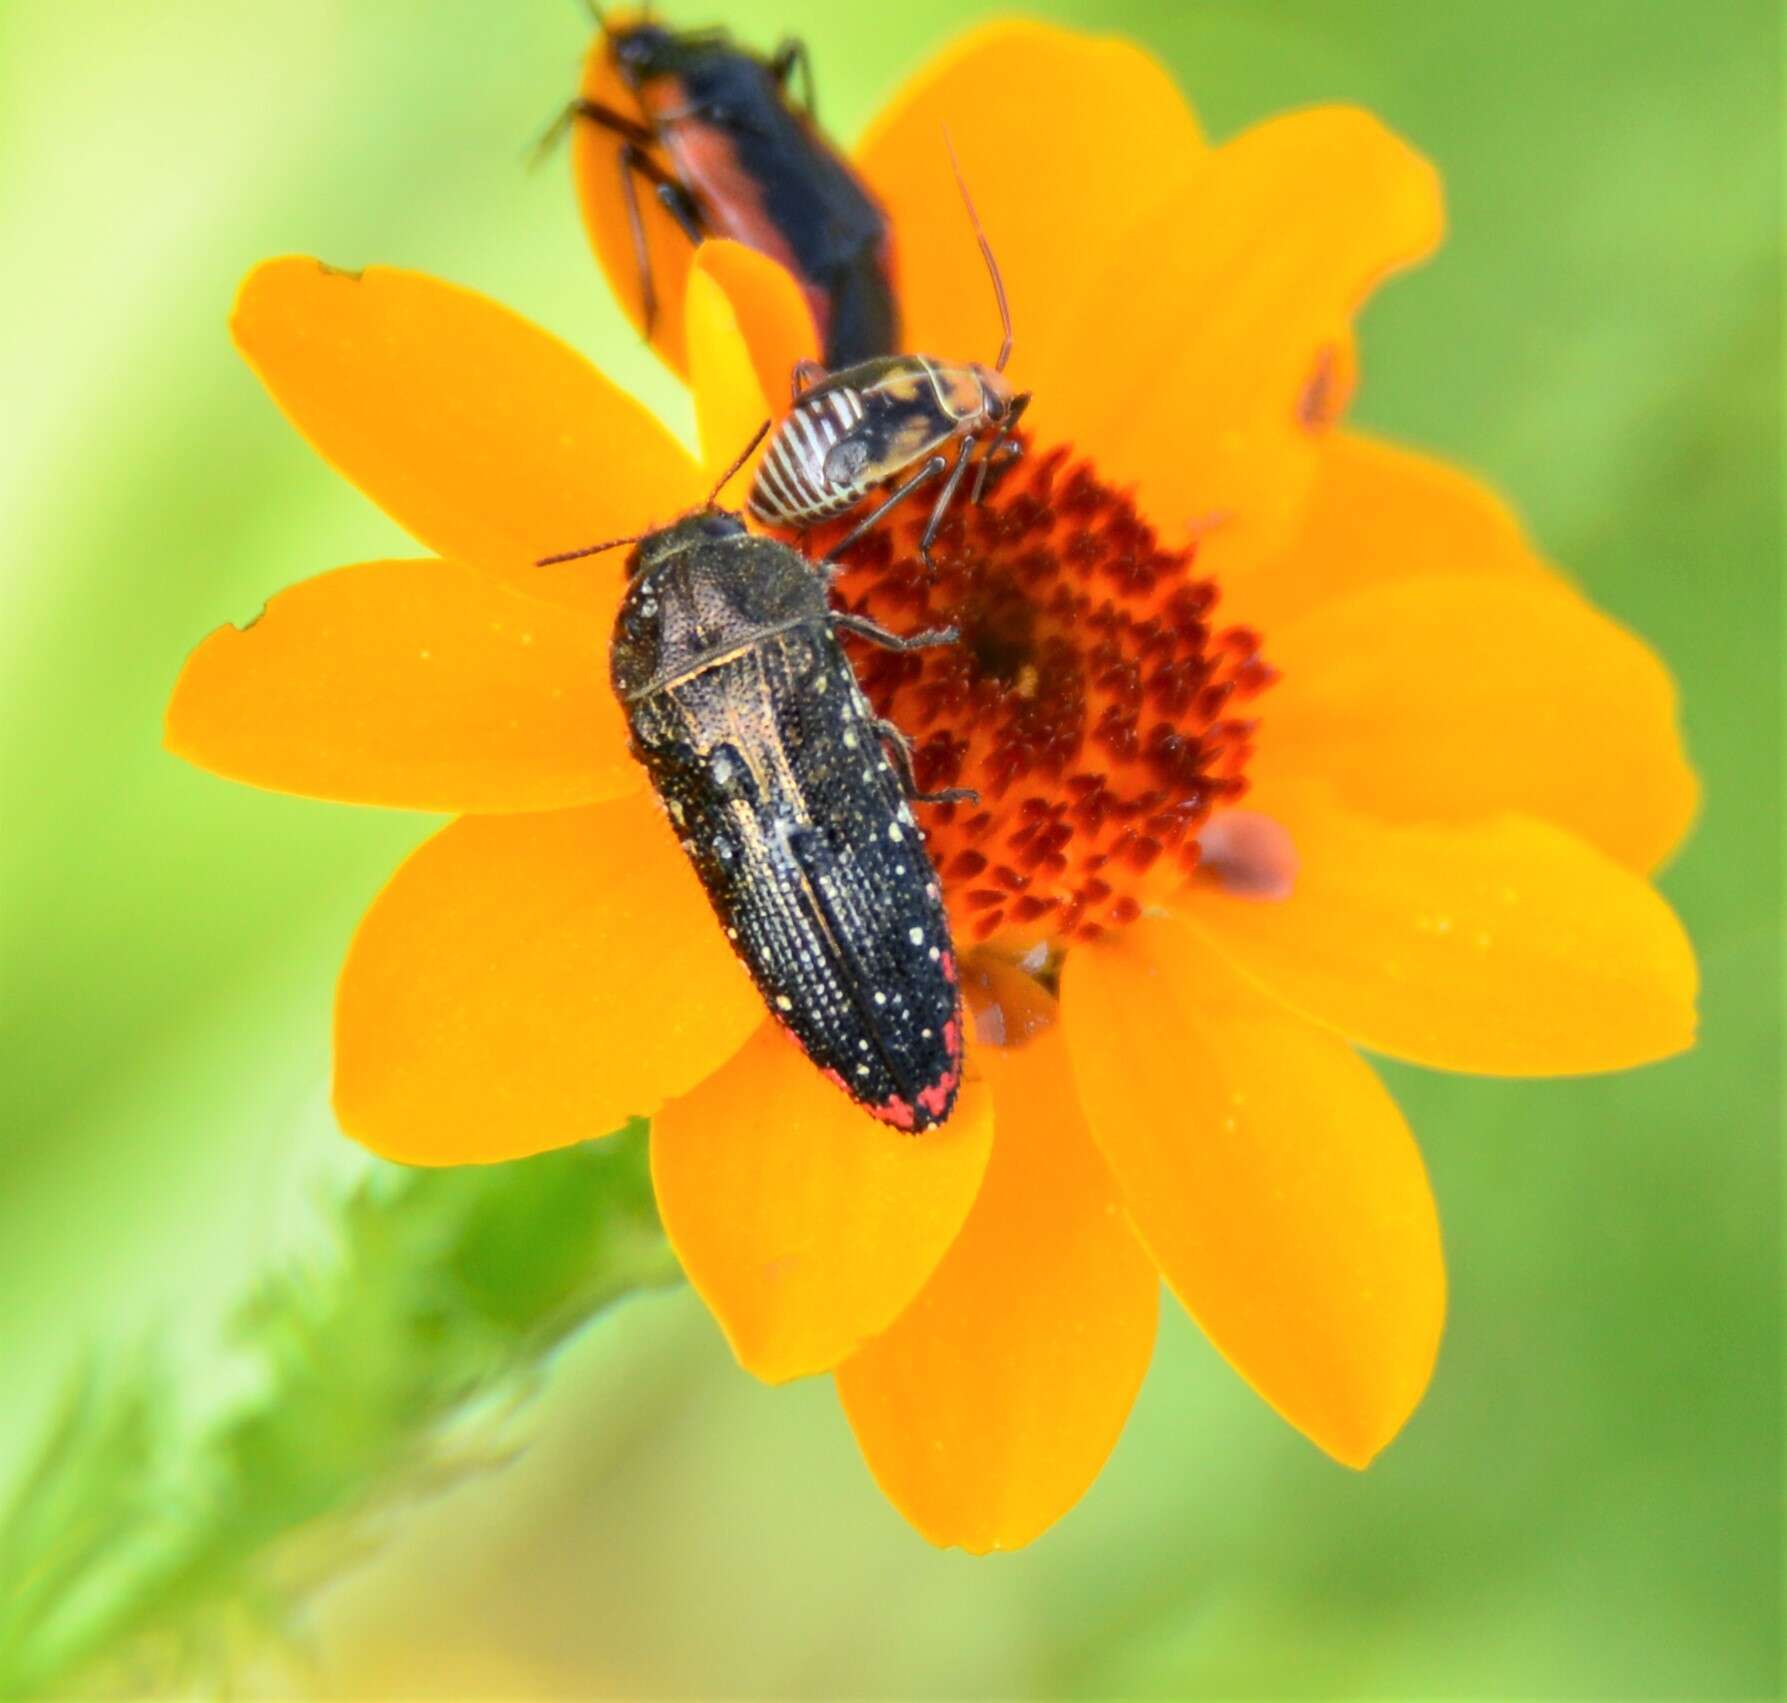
[606,21,677,87]
[627,510,747,577]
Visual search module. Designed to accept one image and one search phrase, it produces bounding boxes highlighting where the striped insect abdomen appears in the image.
[746,386,869,527]
[625,614,963,1131]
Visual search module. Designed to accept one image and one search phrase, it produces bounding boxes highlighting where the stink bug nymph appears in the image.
[747,141,1030,568]
[540,446,972,1131]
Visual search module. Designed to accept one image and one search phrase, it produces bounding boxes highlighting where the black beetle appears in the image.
[543,484,970,1130]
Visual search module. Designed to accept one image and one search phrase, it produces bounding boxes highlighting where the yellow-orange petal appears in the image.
[854,19,1205,395]
[1181,789,1698,1076]
[231,258,701,613]
[334,791,761,1166]
[1220,431,1555,635]
[1041,109,1443,575]
[686,258,769,504]
[573,29,700,376]
[683,244,820,506]
[836,1022,1158,1551]
[1254,574,1698,872]
[691,240,820,439]
[651,1022,994,1383]
[1062,920,1444,1467]
[165,557,636,813]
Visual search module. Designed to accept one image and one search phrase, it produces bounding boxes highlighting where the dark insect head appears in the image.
[630,510,747,575]
[607,22,675,86]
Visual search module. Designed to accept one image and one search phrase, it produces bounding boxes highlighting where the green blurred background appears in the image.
[0,0,1778,1696]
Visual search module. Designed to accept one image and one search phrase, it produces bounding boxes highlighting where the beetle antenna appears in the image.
[705,418,772,508]
[943,127,1012,373]
[535,531,643,566]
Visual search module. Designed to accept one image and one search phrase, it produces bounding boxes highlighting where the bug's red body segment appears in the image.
[577,22,900,367]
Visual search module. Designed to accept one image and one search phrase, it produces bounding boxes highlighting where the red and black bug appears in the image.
[556,10,899,368]
[538,436,972,1131]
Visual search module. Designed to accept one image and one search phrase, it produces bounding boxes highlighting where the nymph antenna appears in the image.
[943,127,1012,373]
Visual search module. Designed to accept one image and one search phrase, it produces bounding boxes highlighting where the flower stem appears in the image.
[0,1123,676,1698]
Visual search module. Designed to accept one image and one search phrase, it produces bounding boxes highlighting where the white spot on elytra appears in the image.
[815,674,828,694]
[856,1063,870,1076]
[775,994,793,1011]
[874,991,887,1006]
[843,729,858,748]
[928,946,940,961]
[908,926,924,945]
[888,823,904,843]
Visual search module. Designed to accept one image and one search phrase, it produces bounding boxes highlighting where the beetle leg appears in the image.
[528,104,578,169]
[872,718,980,806]
[769,37,818,119]
[556,101,707,339]
[831,613,959,652]
[613,146,660,339]
[612,143,702,340]
[918,435,979,569]
[790,358,829,400]
[817,453,949,572]
[547,98,658,155]
[528,98,652,172]
[652,179,704,244]
[613,146,665,338]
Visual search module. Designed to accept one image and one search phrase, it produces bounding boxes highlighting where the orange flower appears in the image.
[166,20,1698,1551]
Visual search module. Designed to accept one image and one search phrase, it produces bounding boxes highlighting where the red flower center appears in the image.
[807,438,1276,950]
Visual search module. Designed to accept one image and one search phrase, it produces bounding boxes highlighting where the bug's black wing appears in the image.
[629,618,963,1130]
[674,53,899,366]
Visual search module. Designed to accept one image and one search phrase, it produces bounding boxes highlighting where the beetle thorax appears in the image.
[612,531,830,699]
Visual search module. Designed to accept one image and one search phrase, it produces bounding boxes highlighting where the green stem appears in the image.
[0,1124,677,1699]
